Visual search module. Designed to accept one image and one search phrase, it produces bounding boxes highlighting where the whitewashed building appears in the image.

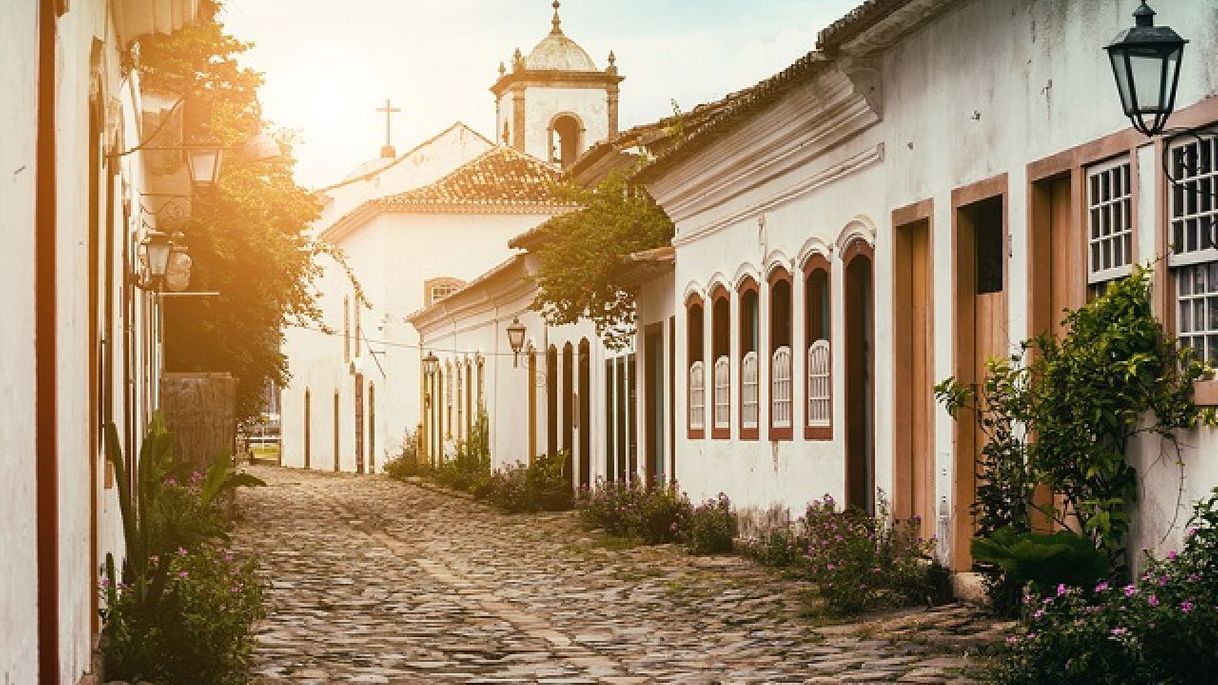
[1,0,210,681]
[633,0,1218,573]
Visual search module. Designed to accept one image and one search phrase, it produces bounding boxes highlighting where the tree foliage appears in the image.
[138,6,323,420]
[531,172,674,348]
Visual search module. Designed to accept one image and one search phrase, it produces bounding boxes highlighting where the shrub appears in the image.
[742,526,806,568]
[991,489,1218,685]
[100,418,266,685]
[684,493,737,554]
[577,480,691,543]
[801,493,934,615]
[476,452,573,513]
[432,409,491,493]
[384,428,430,480]
[102,545,265,685]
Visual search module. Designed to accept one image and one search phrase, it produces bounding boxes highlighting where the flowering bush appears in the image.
[991,489,1218,684]
[577,480,691,544]
[801,493,935,615]
[684,493,737,554]
[102,545,265,685]
[475,452,573,513]
[741,525,806,568]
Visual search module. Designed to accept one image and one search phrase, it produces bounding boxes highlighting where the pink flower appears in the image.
[1148,595,1160,607]
[1111,627,1128,637]
[1056,583,1068,597]
[1095,581,1110,593]
[1181,601,1195,614]
[1167,550,1179,560]
[1123,584,1137,598]
[1032,609,1045,620]
[177,547,188,557]
[98,577,110,589]
[178,571,189,579]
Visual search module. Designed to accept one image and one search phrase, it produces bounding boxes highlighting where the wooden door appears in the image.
[304,390,311,469]
[578,340,591,488]
[894,218,934,539]
[845,247,875,514]
[354,374,365,474]
[644,325,664,485]
[953,194,1008,569]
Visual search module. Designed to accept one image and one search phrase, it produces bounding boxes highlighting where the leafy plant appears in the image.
[433,409,492,493]
[684,493,737,554]
[801,493,935,615]
[990,489,1218,685]
[938,267,1214,583]
[476,452,573,513]
[576,480,692,544]
[971,528,1110,593]
[741,526,806,568]
[100,418,266,684]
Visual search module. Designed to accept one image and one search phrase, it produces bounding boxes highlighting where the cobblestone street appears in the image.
[234,466,1006,684]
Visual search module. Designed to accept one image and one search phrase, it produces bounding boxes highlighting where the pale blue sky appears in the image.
[221,1,861,188]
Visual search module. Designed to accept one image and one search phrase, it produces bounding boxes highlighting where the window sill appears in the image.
[805,425,833,441]
[769,427,793,442]
[740,427,759,441]
[688,429,705,440]
[1196,379,1218,406]
[711,426,730,440]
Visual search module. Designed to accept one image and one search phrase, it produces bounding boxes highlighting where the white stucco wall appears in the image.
[0,1,41,681]
[281,211,561,475]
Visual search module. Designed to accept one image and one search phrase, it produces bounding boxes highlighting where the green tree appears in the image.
[531,172,674,348]
[138,6,324,419]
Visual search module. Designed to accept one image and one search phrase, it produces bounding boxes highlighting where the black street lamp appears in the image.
[506,317,527,368]
[1105,1,1187,137]
[140,230,174,286]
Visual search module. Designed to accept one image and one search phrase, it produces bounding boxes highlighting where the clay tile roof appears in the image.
[816,0,914,51]
[633,51,828,183]
[381,146,572,209]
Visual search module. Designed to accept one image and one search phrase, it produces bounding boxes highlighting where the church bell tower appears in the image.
[491,1,623,168]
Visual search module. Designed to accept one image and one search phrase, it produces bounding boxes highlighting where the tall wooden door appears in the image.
[894,218,934,539]
[354,374,365,474]
[644,324,665,485]
[845,245,875,514]
[578,339,591,488]
[953,194,1008,569]
[304,390,311,469]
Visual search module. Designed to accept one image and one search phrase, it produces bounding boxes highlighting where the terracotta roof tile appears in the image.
[381,146,572,209]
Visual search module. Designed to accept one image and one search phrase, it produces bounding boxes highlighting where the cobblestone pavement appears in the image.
[233,466,1009,684]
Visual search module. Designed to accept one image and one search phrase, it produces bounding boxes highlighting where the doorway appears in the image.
[953,189,1009,569]
[644,324,665,485]
[354,374,365,474]
[844,243,875,514]
[578,339,591,488]
[893,213,934,539]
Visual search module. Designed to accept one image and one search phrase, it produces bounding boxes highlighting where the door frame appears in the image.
[843,237,875,515]
[644,323,665,485]
[950,173,1009,570]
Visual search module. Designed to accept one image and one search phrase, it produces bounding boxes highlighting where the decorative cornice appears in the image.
[670,142,885,249]
[650,67,882,232]
[491,70,624,98]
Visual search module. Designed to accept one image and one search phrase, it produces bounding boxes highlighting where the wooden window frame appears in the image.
[738,276,760,440]
[802,254,833,440]
[768,266,794,441]
[686,292,706,439]
[709,284,731,439]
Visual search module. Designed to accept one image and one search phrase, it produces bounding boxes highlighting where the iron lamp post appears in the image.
[506,317,527,368]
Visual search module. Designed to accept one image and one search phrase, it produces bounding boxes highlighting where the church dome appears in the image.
[523,1,597,72]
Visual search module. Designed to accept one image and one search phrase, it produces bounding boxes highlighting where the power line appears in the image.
[288,323,530,358]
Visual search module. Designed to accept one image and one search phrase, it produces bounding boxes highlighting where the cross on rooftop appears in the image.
[376,98,401,158]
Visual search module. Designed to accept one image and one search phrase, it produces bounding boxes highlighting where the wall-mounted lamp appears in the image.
[506,317,527,368]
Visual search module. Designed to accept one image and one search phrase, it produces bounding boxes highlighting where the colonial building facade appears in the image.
[2,1,208,681]
[633,0,1218,572]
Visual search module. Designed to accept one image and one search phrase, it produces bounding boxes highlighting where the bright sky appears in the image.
[221,0,862,189]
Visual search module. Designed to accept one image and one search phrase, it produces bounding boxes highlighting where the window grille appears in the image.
[771,346,792,429]
[1086,157,1135,285]
[688,361,705,431]
[713,356,730,430]
[1169,136,1218,365]
[807,340,831,428]
[741,351,759,429]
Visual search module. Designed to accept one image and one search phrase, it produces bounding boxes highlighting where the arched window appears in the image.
[769,267,793,440]
[710,286,730,438]
[456,362,464,443]
[686,294,705,438]
[445,362,454,439]
[804,255,833,439]
[465,358,473,437]
[562,342,574,453]
[550,113,583,168]
[738,277,760,439]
